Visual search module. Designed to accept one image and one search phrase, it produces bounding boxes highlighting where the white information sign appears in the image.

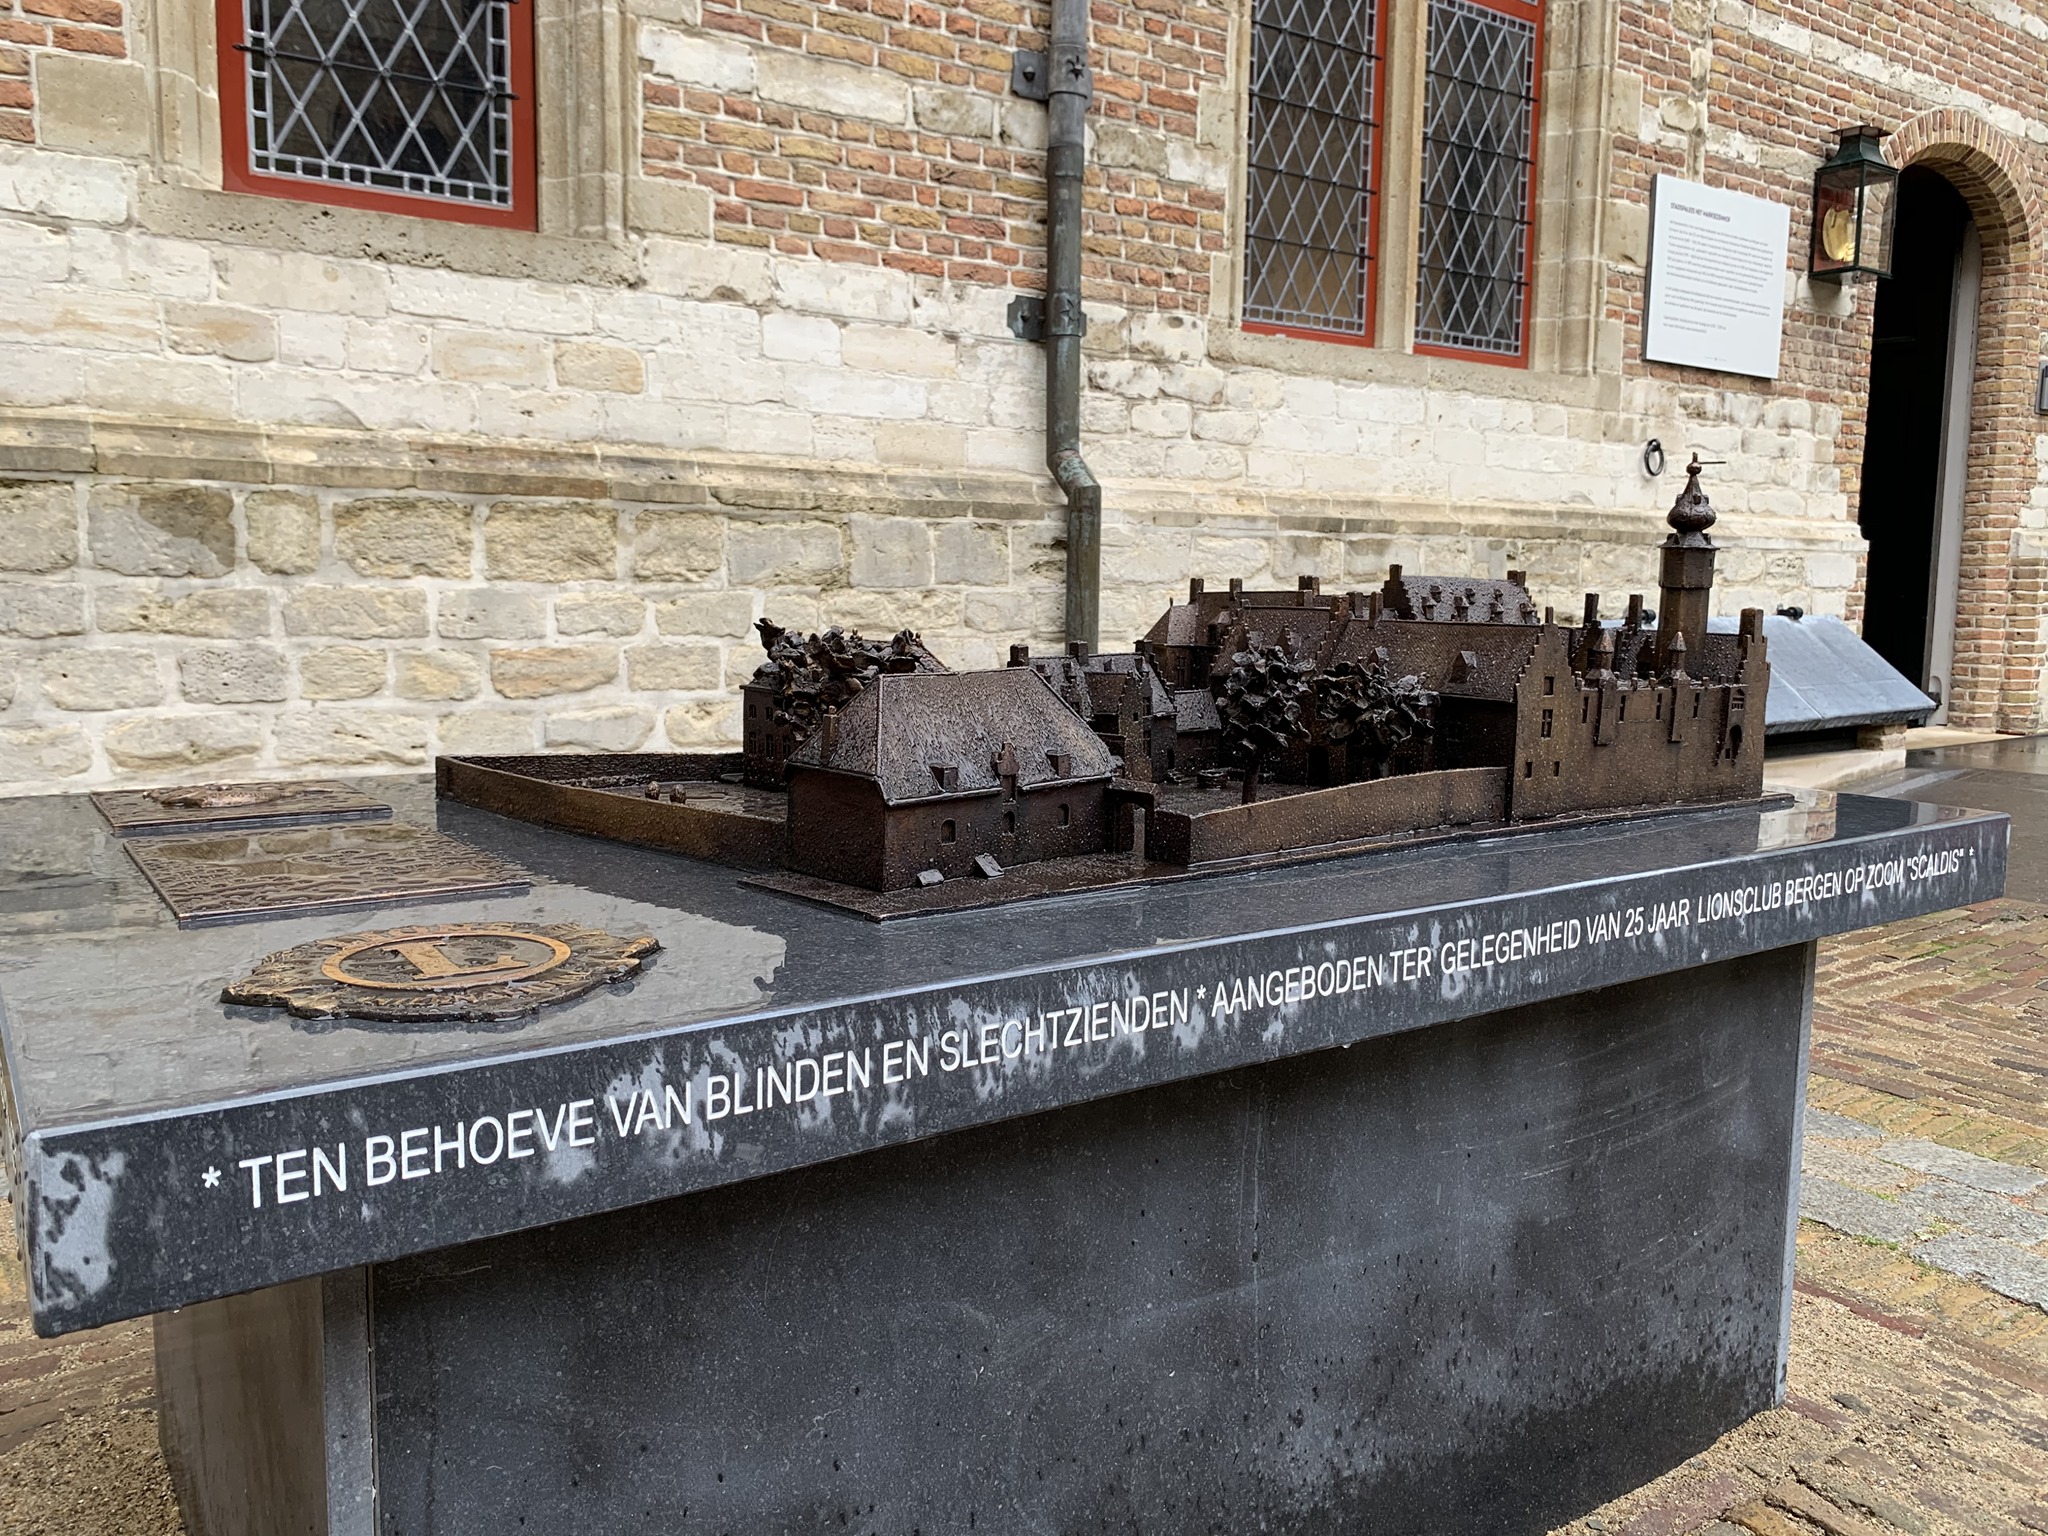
[1643,174,1791,379]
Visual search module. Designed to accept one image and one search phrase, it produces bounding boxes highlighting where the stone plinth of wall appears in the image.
[0,409,1865,794]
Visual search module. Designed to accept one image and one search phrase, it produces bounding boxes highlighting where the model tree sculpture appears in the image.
[1317,658,1435,780]
[1213,644,1314,803]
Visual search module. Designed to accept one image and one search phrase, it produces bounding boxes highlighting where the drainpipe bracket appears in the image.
[1007,295,1046,342]
[1010,50,1050,102]
[1011,46,1093,104]
[1047,291,1087,339]
[1007,294,1088,344]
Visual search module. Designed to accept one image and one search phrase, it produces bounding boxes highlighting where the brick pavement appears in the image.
[3,903,2046,1536]
[0,1198,176,1536]
[1557,896,2048,1536]
[1810,901,2048,1136]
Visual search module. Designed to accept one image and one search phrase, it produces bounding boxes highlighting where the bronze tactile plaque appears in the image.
[124,823,532,927]
[222,922,661,1023]
[92,781,393,837]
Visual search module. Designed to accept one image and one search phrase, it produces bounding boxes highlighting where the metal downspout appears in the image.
[1044,0,1100,650]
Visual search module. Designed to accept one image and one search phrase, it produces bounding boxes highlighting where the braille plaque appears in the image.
[124,823,533,927]
[92,780,393,837]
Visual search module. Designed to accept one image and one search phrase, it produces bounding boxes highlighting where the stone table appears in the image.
[0,780,2008,1535]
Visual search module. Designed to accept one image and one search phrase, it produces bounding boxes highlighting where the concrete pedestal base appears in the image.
[157,945,1811,1536]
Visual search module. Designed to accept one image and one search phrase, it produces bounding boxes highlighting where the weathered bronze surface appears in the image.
[743,622,948,789]
[1145,766,1507,866]
[436,753,785,868]
[92,780,393,837]
[223,922,661,1023]
[439,464,1773,918]
[124,824,532,927]
[782,668,1117,890]
[742,790,1790,920]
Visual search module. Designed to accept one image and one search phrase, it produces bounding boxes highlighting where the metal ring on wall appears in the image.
[1643,439,1666,477]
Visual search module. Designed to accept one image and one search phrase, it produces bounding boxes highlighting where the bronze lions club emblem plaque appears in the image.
[223,922,661,1023]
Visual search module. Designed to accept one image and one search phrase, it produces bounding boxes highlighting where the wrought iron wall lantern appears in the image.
[1810,125,1898,281]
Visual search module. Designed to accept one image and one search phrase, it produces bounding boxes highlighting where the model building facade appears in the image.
[781,670,1116,889]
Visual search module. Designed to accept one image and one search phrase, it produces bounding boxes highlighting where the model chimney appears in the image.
[1655,454,1719,672]
[1587,627,1617,684]
[821,706,840,755]
[1739,607,1765,656]
[1009,643,1030,666]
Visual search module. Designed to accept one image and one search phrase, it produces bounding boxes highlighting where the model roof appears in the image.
[1143,582,1335,651]
[1173,689,1223,734]
[1380,570,1538,624]
[787,669,1116,805]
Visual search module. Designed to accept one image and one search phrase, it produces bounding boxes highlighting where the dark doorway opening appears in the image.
[1858,168,1976,700]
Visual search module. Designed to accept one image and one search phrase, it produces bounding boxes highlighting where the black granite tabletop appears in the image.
[0,779,2008,1333]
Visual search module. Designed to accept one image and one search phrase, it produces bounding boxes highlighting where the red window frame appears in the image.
[1410,0,1543,368]
[1240,0,1393,350]
[215,0,537,229]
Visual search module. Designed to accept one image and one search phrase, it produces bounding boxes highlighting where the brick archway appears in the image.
[1882,111,2046,730]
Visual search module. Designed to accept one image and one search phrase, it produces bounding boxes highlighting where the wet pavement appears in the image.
[1860,734,2048,900]
[1549,745,2048,1536]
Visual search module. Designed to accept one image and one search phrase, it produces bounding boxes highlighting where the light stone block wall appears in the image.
[0,168,1866,791]
[0,0,1928,793]
[0,410,1859,794]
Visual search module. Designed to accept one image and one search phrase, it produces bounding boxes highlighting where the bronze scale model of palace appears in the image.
[441,457,1770,917]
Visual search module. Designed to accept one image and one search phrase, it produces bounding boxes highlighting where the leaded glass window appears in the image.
[1243,0,1388,341]
[1415,0,1541,359]
[231,0,524,213]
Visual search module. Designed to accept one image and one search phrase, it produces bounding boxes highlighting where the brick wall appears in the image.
[642,0,1226,307]
[0,0,2043,791]
[1609,0,2048,729]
